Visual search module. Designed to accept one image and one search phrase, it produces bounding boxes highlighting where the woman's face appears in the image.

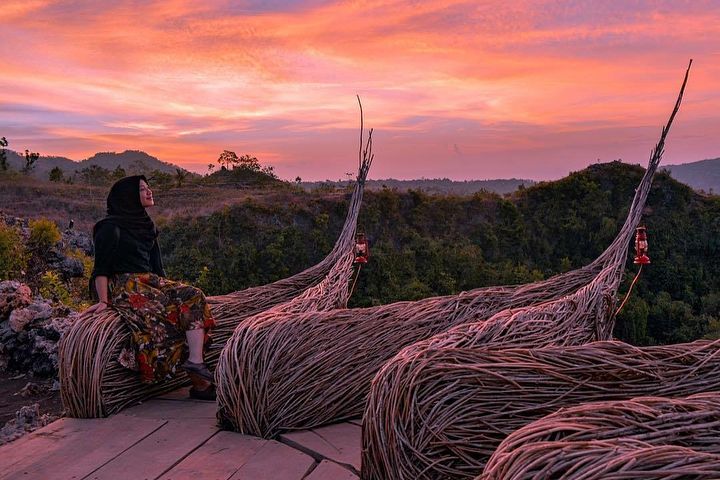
[139,180,154,208]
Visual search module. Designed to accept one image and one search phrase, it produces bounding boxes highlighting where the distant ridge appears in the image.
[4,149,186,178]
[663,157,720,194]
[302,178,536,195]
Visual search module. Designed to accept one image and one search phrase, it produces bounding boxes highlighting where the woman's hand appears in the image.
[83,302,108,316]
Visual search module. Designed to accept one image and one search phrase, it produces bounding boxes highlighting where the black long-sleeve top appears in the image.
[92,222,166,279]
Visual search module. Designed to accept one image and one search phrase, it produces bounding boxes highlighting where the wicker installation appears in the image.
[361,339,720,479]
[361,64,692,479]
[206,63,691,439]
[480,442,720,480]
[59,132,374,418]
[480,393,720,479]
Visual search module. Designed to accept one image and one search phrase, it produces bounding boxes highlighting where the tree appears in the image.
[175,168,189,188]
[0,137,8,171]
[238,154,261,172]
[49,166,64,182]
[148,169,173,189]
[207,163,215,175]
[21,149,39,174]
[111,165,127,181]
[218,150,239,170]
[78,165,112,185]
[261,164,277,178]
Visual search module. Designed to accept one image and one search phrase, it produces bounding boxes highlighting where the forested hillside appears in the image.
[2,160,717,347]
[154,160,720,347]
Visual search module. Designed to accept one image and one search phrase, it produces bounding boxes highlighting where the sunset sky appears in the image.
[1,1,718,180]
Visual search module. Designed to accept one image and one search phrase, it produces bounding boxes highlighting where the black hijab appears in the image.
[93,175,157,244]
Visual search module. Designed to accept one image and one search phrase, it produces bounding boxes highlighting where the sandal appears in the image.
[181,360,214,382]
[189,384,216,401]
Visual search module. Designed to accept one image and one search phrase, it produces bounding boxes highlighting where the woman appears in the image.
[85,175,216,400]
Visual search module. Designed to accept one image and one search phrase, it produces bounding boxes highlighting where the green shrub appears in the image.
[66,248,94,308]
[39,270,72,305]
[0,224,27,280]
[28,218,61,251]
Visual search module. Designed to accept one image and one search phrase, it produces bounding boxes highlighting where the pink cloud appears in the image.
[0,1,717,180]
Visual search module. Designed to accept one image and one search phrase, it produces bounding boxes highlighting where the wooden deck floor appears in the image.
[0,388,361,480]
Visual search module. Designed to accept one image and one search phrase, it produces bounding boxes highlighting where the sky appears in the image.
[0,1,718,181]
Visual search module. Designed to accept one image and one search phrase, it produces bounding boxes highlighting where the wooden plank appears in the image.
[122,399,217,420]
[84,418,219,480]
[158,431,266,480]
[304,460,358,480]
[229,440,315,480]
[1,415,164,480]
[280,422,361,473]
[157,387,193,401]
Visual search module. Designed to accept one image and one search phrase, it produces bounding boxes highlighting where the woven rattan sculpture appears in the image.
[480,393,720,479]
[207,63,691,439]
[361,64,692,480]
[480,441,720,480]
[59,130,374,418]
[361,338,720,479]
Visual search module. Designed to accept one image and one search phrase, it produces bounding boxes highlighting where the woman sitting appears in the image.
[84,175,216,400]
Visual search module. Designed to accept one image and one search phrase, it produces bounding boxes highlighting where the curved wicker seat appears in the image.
[362,339,720,479]
[59,153,373,418]
[480,393,720,479]
[481,441,720,480]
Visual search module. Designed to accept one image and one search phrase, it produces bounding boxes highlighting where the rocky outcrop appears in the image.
[0,403,57,446]
[0,281,78,376]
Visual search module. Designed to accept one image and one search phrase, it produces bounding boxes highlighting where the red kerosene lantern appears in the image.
[634,226,650,265]
[354,233,370,264]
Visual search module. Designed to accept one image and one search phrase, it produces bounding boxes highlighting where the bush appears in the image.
[65,248,93,308]
[28,218,61,251]
[39,270,72,305]
[0,224,27,280]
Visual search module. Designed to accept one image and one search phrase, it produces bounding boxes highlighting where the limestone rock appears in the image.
[0,281,33,319]
[8,300,53,333]
[0,403,55,446]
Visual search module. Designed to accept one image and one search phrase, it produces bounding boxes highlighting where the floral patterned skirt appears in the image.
[110,272,215,384]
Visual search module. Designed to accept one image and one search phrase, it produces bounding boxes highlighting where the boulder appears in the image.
[0,281,32,319]
[8,301,53,333]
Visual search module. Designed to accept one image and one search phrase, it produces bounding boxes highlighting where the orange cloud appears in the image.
[0,1,718,179]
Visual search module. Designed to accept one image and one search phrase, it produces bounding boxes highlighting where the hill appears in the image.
[4,149,187,179]
[153,160,720,347]
[664,157,720,193]
[2,161,720,348]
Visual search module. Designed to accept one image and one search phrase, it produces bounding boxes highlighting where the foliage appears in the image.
[21,149,39,175]
[111,165,126,181]
[147,169,174,189]
[0,223,27,280]
[28,218,61,251]
[65,248,93,309]
[39,270,72,305]
[153,162,720,347]
[0,136,8,171]
[217,150,239,170]
[175,168,189,188]
[77,165,112,185]
[49,166,64,182]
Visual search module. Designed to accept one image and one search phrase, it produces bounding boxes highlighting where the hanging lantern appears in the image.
[634,226,650,264]
[354,233,370,264]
